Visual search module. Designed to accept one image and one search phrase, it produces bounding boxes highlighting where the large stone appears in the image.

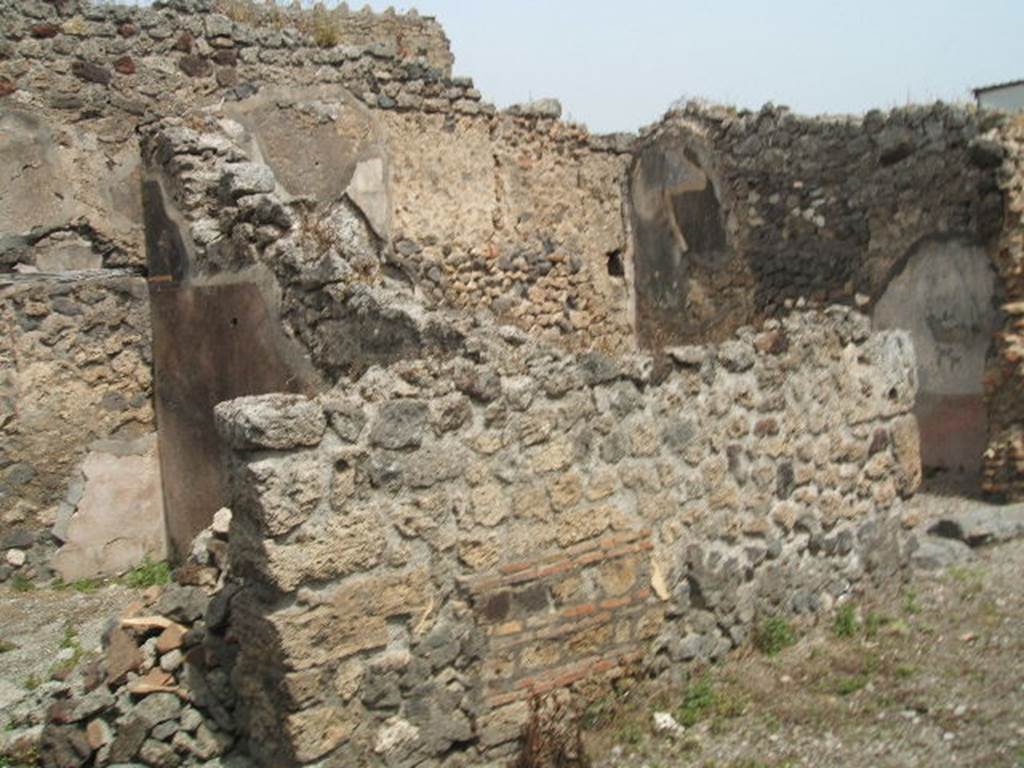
[346,157,389,239]
[910,534,973,570]
[507,98,562,119]
[104,627,142,684]
[52,434,166,581]
[219,162,276,200]
[155,585,210,624]
[135,693,183,729]
[929,504,1024,547]
[235,451,326,536]
[369,400,428,450]
[214,394,326,451]
[285,705,356,763]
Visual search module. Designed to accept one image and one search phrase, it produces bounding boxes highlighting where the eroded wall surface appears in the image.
[1,0,638,565]
[874,239,998,474]
[1,0,635,354]
[630,103,1004,347]
[216,308,919,767]
[0,273,157,580]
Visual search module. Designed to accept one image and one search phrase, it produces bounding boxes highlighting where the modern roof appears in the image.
[973,78,1024,97]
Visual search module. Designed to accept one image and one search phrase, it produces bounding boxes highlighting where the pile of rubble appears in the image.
[2,510,248,768]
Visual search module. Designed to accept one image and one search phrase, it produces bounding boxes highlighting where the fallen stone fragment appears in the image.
[155,622,188,653]
[121,615,175,632]
[910,535,973,570]
[928,504,1024,547]
[85,718,111,750]
[653,711,686,738]
[155,585,210,624]
[105,628,142,684]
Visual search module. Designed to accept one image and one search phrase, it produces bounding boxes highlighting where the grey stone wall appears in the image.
[630,102,1004,347]
[216,307,920,767]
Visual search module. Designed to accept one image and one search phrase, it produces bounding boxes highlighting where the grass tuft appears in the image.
[833,603,858,638]
[754,616,797,656]
[121,557,171,589]
[10,575,35,593]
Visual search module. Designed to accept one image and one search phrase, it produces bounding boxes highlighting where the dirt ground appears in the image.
[582,485,1024,768]
[0,583,143,715]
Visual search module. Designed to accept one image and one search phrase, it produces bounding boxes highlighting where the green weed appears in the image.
[901,589,920,615]
[10,575,35,593]
[833,603,858,638]
[48,625,83,679]
[835,674,869,696]
[754,617,797,656]
[677,676,716,726]
[863,611,887,639]
[121,557,171,589]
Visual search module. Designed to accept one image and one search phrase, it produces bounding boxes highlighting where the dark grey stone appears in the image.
[369,400,428,450]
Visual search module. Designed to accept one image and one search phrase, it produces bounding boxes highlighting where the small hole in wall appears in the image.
[606,250,624,278]
[887,387,898,401]
[230,317,238,327]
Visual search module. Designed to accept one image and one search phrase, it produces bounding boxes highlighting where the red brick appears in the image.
[113,55,135,75]
[499,560,534,575]
[31,23,59,38]
[490,620,523,637]
[535,560,574,579]
[598,594,633,611]
[561,602,596,619]
[573,550,605,568]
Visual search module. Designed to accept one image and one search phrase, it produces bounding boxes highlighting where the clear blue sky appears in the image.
[353,0,1024,133]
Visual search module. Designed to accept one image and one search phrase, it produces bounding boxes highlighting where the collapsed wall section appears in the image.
[216,307,919,767]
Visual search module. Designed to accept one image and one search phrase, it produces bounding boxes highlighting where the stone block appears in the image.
[235,451,326,537]
[215,394,326,451]
[52,434,166,581]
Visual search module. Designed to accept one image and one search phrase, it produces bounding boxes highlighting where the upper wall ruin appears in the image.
[630,102,1005,347]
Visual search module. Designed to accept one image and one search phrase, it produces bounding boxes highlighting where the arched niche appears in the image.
[629,137,731,347]
[873,238,999,478]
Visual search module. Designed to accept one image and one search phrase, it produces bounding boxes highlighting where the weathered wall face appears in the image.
[874,239,999,474]
[382,111,634,351]
[0,0,634,353]
[0,272,158,581]
[1,0,639,566]
[216,307,919,766]
[631,103,1004,347]
[984,115,1024,500]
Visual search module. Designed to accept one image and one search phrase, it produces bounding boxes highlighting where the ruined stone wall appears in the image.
[0,272,158,582]
[2,0,635,352]
[0,0,636,565]
[631,102,1004,347]
[214,0,455,75]
[215,307,920,767]
[983,114,1024,500]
